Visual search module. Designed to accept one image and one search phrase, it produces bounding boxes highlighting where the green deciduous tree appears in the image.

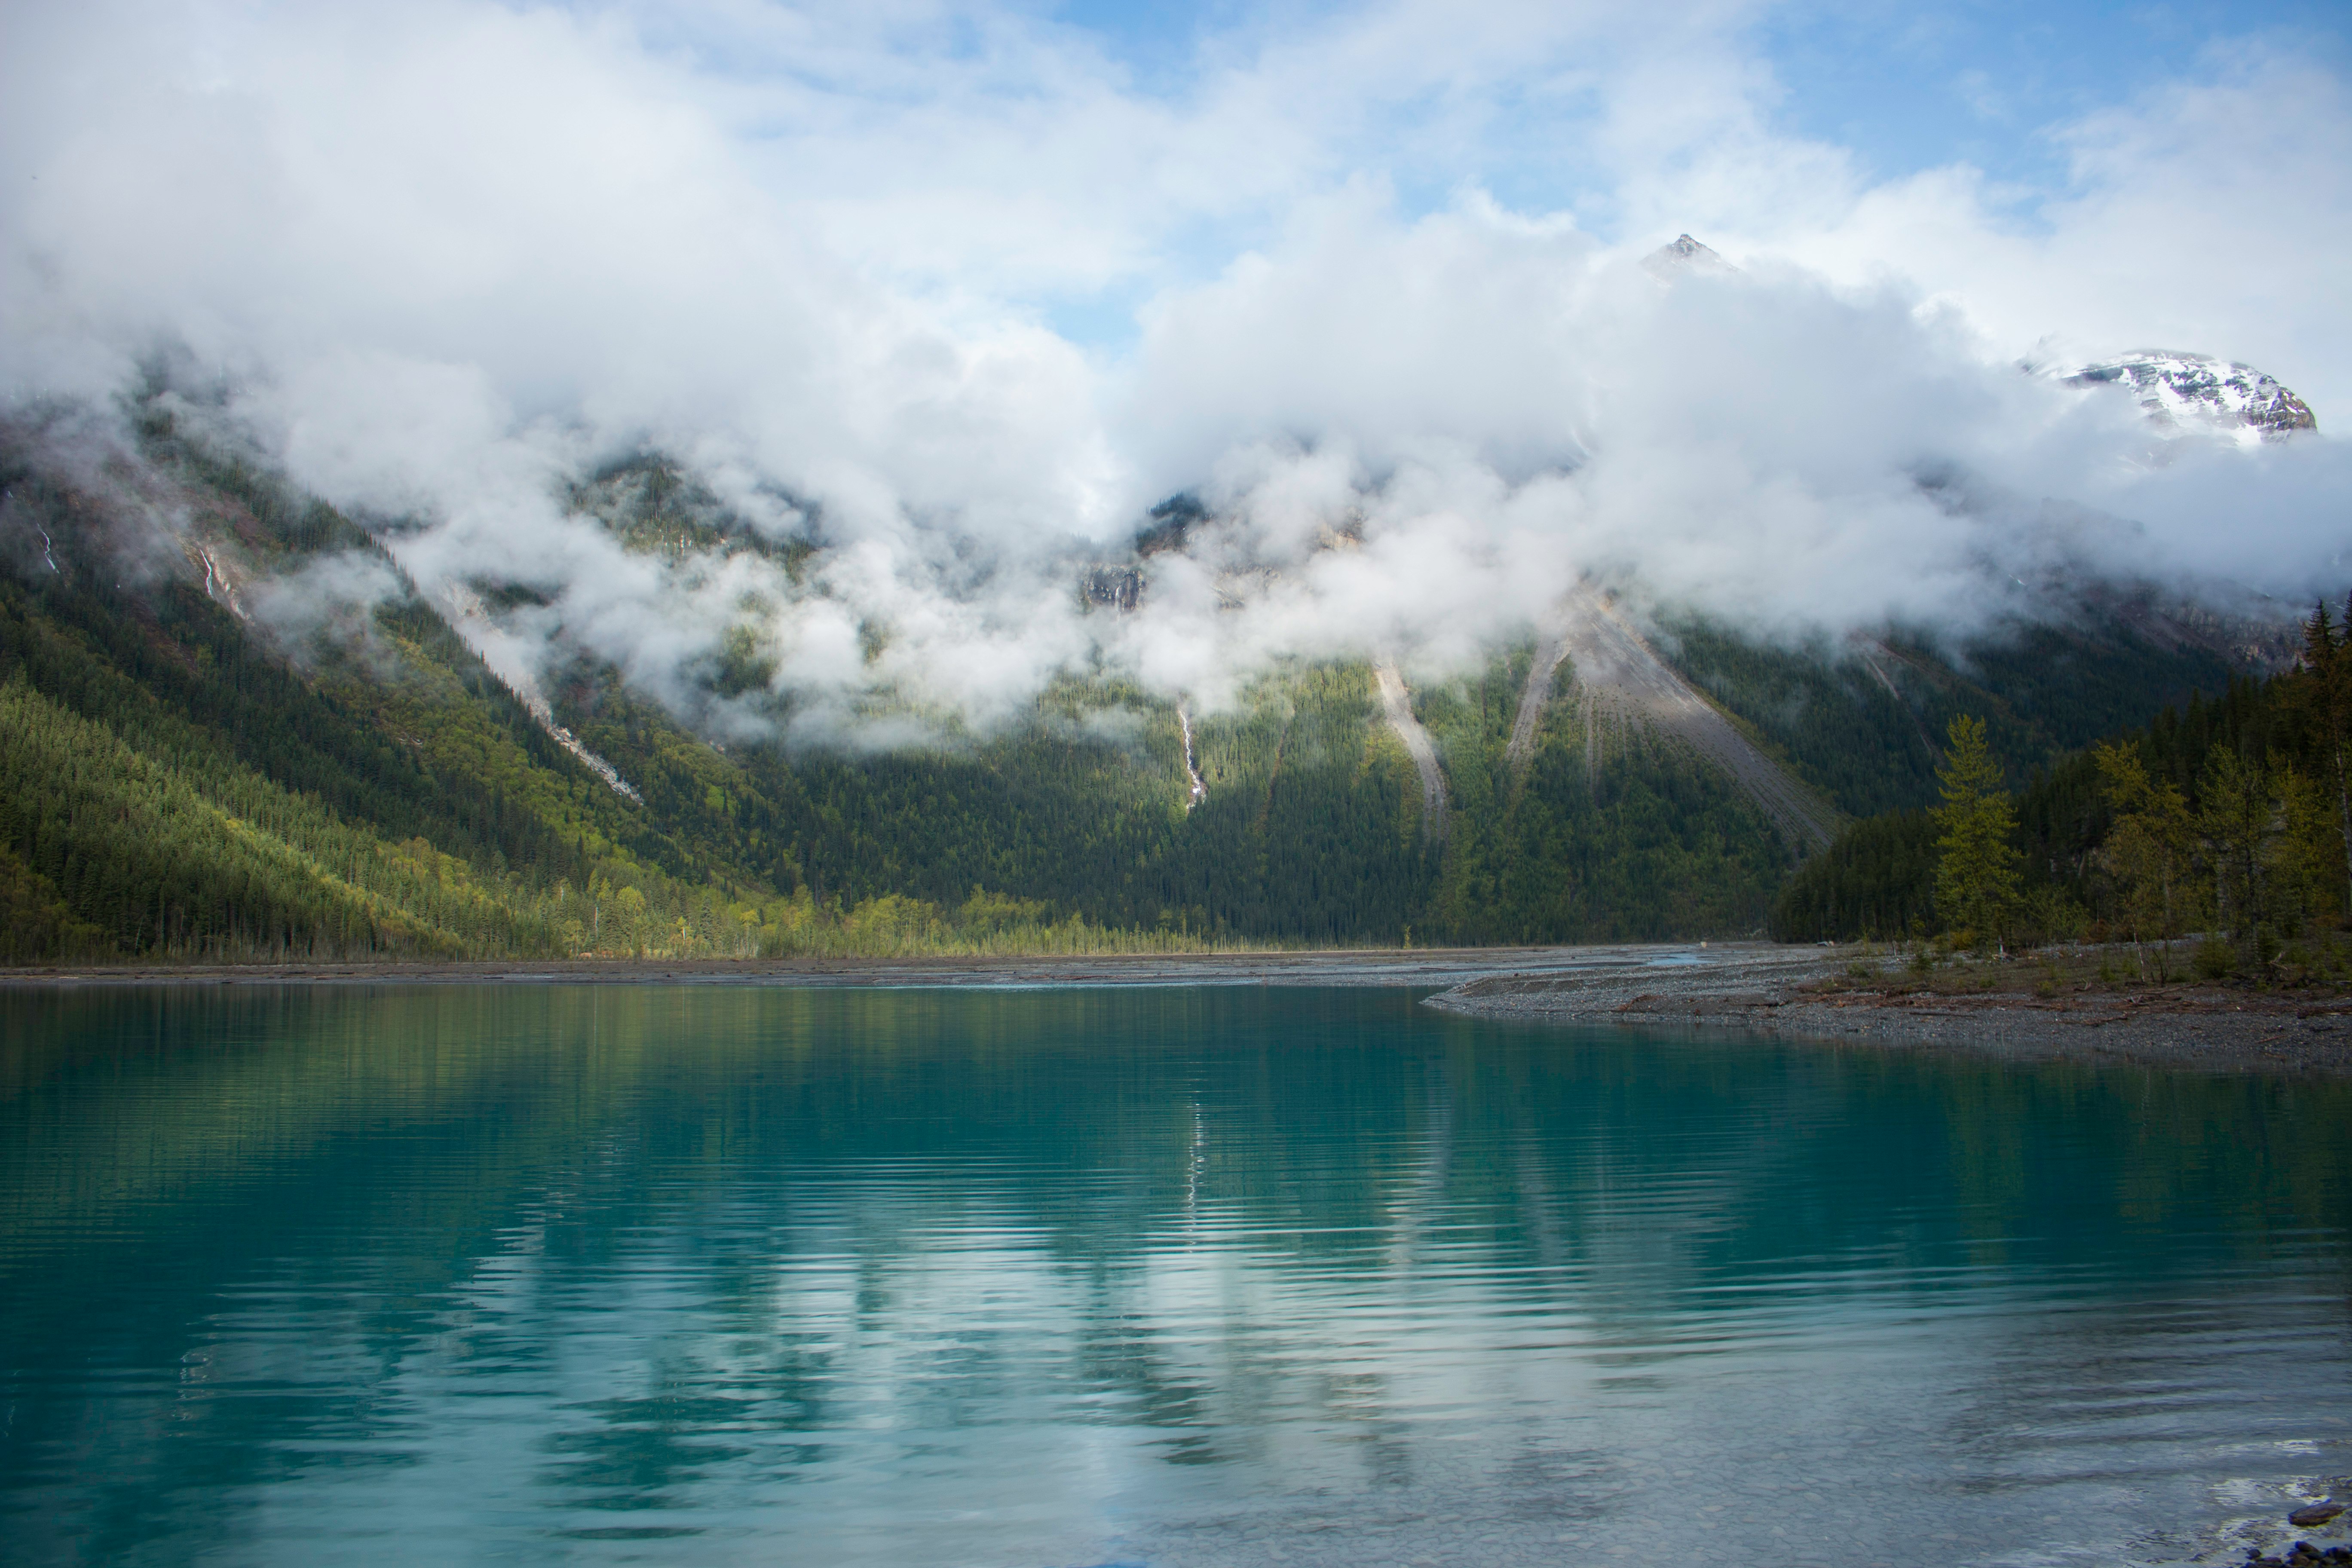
[1932,715,2023,952]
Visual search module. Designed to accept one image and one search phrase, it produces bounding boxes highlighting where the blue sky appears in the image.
[1042,1,2350,217]
[1754,0,2352,187]
[1050,1,2352,175]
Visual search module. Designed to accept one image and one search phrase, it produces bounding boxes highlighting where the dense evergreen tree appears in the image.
[1776,629,2352,958]
[1932,716,2024,950]
[1662,614,2247,818]
[1420,648,1789,942]
[1766,811,1936,943]
[2090,741,2196,977]
[2290,598,2352,914]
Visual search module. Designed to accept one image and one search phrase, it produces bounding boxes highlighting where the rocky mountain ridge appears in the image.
[2062,350,2318,442]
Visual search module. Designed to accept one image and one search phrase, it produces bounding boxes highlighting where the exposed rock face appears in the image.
[1641,233,1735,279]
[440,582,644,804]
[1510,584,1840,854]
[1373,661,1447,843]
[2064,351,2317,441]
[1081,565,1142,611]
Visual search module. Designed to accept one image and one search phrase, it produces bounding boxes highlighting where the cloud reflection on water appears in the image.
[0,984,2346,1565]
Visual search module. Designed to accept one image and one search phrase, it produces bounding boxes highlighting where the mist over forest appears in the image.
[5,1,2349,753]
[3,0,2349,966]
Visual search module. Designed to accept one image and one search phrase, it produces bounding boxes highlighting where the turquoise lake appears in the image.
[2,984,2347,1566]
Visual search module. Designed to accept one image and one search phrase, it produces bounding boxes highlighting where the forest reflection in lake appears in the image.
[1,984,2347,1566]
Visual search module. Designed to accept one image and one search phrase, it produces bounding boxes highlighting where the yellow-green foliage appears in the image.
[352,617,655,870]
[0,676,782,963]
[749,885,1231,958]
[2092,739,2197,956]
[0,676,515,958]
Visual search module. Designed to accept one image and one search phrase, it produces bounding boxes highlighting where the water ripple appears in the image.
[1,984,2346,1566]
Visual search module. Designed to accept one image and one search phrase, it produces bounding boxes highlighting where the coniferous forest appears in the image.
[1773,622,2352,970]
[0,400,2293,965]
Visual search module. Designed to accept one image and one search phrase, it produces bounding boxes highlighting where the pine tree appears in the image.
[2269,765,2338,937]
[1932,715,2022,951]
[2295,597,2352,916]
[2092,740,2197,979]
[2198,746,2275,947]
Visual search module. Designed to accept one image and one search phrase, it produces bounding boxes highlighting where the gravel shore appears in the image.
[1424,943,2352,1076]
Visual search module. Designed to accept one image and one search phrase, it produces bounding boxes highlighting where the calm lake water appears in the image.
[2,985,2347,1567]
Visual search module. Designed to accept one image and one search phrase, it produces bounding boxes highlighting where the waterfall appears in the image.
[1176,702,1207,811]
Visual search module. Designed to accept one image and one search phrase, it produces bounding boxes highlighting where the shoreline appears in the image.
[8,941,2348,1076]
[0,943,1680,992]
[1424,945,2352,1076]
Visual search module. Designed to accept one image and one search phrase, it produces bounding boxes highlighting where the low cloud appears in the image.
[3,1,2345,742]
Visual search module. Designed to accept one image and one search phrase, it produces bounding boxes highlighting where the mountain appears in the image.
[1642,233,1736,278]
[0,378,2289,963]
[2061,351,2318,441]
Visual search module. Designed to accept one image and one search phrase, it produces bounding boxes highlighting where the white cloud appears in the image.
[1,0,2344,738]
[1762,46,2352,421]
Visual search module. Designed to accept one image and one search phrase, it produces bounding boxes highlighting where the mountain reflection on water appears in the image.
[1,985,2347,1567]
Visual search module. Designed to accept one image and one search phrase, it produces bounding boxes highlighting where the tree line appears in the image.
[1773,599,2352,976]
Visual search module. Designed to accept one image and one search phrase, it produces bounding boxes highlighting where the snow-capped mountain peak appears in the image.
[1642,233,1735,280]
[2061,350,2317,444]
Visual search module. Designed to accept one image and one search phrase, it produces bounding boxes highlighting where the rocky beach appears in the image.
[1423,943,2352,1076]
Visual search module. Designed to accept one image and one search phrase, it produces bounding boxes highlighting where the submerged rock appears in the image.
[2245,1528,2351,1568]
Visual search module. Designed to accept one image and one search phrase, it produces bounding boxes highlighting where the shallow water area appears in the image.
[2,984,2347,1566]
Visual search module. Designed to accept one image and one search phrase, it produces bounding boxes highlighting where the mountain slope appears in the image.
[1657,610,2262,821]
[1531,585,1840,851]
[0,403,2292,959]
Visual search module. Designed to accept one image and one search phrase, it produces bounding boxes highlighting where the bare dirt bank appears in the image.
[1426,943,2352,1076]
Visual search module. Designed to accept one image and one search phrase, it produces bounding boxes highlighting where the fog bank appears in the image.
[4,1,2345,741]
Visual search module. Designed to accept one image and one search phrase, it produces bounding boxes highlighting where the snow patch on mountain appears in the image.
[2059,352,2317,445]
[1641,233,1736,281]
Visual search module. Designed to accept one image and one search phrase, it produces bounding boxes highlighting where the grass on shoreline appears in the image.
[1808,931,2352,1005]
